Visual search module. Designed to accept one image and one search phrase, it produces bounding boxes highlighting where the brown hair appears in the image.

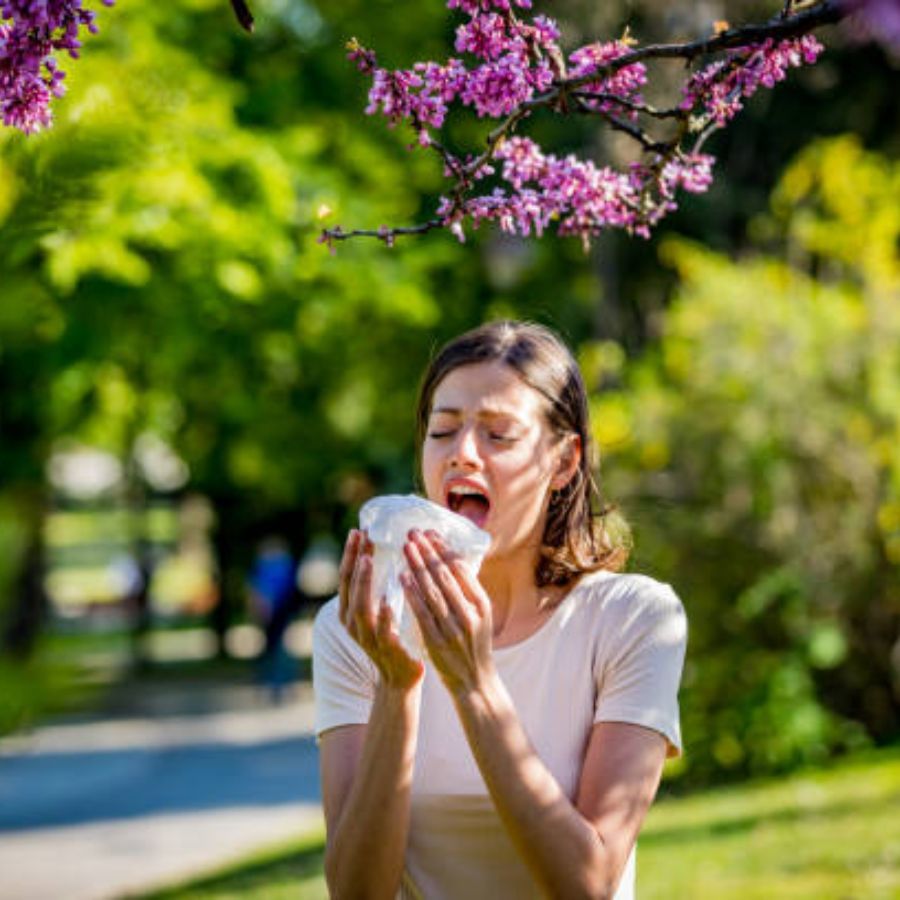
[415,320,630,587]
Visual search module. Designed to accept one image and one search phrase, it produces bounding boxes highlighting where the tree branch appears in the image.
[229,0,255,33]
[320,219,445,248]
[561,0,844,93]
[326,0,852,247]
[571,92,687,121]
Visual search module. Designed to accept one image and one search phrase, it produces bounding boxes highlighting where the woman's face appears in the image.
[421,360,570,561]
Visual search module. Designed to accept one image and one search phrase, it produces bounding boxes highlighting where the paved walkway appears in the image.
[0,680,324,900]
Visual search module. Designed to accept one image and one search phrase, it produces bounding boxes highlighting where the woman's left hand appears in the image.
[400,529,495,698]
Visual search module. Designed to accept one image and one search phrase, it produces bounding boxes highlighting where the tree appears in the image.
[0,1,464,664]
[3,1,894,248]
[317,0,898,246]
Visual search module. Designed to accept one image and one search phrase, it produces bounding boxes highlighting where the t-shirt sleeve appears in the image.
[592,579,687,756]
[312,596,378,739]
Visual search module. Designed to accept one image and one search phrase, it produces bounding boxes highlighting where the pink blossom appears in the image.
[569,40,647,114]
[497,135,547,188]
[529,15,560,50]
[346,39,377,74]
[1,0,114,133]
[447,0,532,14]
[344,0,820,247]
[366,58,468,129]
[661,153,715,195]
[455,12,518,61]
[460,51,536,117]
[682,35,823,126]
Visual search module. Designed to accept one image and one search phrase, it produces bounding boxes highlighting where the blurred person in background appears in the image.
[247,536,297,703]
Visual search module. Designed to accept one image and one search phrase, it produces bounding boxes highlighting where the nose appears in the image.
[449,423,482,470]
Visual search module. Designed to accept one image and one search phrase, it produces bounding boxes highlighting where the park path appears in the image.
[0,677,324,900]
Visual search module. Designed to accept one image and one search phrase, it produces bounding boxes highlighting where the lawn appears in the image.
[140,746,900,899]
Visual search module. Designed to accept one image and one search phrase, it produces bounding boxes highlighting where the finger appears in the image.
[338,530,361,626]
[414,531,475,632]
[425,530,489,623]
[401,570,442,646]
[350,553,377,646]
[376,602,394,645]
[405,534,470,646]
[404,534,451,622]
[375,601,423,673]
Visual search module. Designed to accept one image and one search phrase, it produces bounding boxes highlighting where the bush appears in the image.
[590,136,900,783]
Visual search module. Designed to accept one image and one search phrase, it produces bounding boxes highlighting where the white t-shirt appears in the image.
[313,569,687,899]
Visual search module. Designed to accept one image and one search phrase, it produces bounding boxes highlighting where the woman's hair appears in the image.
[415,320,630,587]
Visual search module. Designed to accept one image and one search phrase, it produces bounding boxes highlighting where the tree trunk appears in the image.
[2,489,48,661]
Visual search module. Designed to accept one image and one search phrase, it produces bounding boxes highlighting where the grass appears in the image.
[639,746,900,898]
[138,830,327,900]
[137,745,900,899]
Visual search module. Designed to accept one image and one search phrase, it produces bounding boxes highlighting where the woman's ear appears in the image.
[551,434,582,491]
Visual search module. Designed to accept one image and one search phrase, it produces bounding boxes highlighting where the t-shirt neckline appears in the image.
[491,569,613,656]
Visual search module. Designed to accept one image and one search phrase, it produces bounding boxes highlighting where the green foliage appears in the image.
[593,137,900,781]
[2,0,898,788]
[0,0,475,695]
[0,630,119,735]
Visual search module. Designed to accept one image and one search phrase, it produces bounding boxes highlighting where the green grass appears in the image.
[138,830,327,900]
[137,747,900,899]
[640,746,900,898]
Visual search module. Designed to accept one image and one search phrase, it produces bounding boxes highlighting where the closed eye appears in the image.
[427,428,518,443]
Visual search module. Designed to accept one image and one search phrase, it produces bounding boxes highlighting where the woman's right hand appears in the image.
[339,529,424,692]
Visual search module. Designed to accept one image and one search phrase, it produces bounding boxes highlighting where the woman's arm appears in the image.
[401,529,670,899]
[320,680,421,899]
[319,530,424,900]
[454,685,666,899]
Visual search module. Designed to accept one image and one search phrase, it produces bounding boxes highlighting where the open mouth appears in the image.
[446,484,491,529]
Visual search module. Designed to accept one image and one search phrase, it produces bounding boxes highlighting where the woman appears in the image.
[313,321,687,899]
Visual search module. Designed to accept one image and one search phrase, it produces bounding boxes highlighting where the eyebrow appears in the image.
[430,406,523,422]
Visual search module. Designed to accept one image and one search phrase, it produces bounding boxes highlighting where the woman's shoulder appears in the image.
[312,595,349,652]
[570,569,685,625]
[313,594,340,627]
[312,595,378,676]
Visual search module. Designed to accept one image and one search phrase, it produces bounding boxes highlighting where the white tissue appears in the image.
[359,494,491,654]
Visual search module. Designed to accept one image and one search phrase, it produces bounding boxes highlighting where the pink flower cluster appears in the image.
[447,0,532,14]
[0,0,113,133]
[438,136,715,244]
[343,1,830,247]
[568,40,647,114]
[354,0,563,133]
[682,34,823,127]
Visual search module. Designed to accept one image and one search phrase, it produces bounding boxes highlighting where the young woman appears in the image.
[313,321,687,899]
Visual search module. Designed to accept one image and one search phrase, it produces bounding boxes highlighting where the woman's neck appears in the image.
[478,547,553,639]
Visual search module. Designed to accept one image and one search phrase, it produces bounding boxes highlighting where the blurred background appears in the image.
[0,0,898,897]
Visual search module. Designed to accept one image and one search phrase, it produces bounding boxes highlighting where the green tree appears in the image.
[0,1,463,665]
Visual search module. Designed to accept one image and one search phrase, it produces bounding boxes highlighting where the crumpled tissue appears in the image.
[359,494,491,653]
